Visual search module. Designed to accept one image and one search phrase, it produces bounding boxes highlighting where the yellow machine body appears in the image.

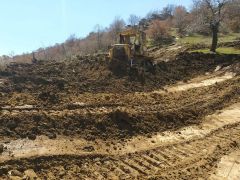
[109,28,146,62]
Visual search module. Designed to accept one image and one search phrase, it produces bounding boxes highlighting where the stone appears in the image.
[27,134,36,140]
[83,146,95,152]
[0,166,8,175]
[23,169,39,180]
[9,176,22,180]
[46,132,57,139]
[9,170,23,177]
[6,120,18,130]
[0,144,4,154]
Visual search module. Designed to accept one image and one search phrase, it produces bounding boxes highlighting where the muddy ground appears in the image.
[0,51,239,179]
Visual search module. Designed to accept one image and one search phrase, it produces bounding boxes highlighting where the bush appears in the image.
[147,20,173,45]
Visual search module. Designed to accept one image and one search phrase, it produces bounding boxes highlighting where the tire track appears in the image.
[1,121,239,179]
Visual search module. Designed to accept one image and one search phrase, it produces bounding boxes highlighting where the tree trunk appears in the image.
[210,24,219,52]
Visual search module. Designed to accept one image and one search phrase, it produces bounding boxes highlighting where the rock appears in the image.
[6,120,18,130]
[214,65,222,72]
[0,144,4,154]
[94,158,100,162]
[59,170,66,177]
[0,166,8,175]
[9,176,22,180]
[9,170,23,177]
[83,146,95,152]
[2,105,11,110]
[46,172,55,179]
[72,165,80,173]
[46,132,57,139]
[15,105,34,110]
[27,134,36,140]
[57,167,66,177]
[147,134,152,138]
[73,102,86,107]
[23,169,39,180]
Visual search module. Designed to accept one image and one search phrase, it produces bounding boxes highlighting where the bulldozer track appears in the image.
[1,121,239,179]
[83,124,239,179]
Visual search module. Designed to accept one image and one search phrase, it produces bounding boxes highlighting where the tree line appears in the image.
[5,0,240,63]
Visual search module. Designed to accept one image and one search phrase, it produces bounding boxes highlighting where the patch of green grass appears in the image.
[177,33,240,45]
[177,34,211,44]
[191,47,240,54]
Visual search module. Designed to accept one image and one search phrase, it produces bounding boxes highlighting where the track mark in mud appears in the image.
[0,104,240,179]
[0,72,236,112]
[1,76,238,143]
[99,125,240,179]
[0,103,239,166]
[1,121,239,179]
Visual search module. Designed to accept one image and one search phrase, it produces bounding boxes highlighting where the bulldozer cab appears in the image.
[108,28,148,75]
[118,29,146,56]
[109,28,146,61]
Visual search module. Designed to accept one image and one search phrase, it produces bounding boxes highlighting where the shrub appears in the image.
[147,20,173,45]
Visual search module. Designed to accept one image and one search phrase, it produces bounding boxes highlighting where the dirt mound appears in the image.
[0,77,239,141]
[0,52,239,141]
[0,52,239,96]
[148,45,187,62]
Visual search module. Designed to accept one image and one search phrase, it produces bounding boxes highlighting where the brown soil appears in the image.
[0,53,239,94]
[0,51,239,179]
[219,40,240,49]
[1,118,239,179]
[0,77,239,141]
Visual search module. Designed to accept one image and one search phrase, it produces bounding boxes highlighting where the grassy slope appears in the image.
[177,33,240,45]
[174,33,240,54]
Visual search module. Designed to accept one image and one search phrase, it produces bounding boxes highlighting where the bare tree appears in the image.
[9,51,15,60]
[109,16,126,43]
[94,24,104,50]
[65,34,77,56]
[193,0,229,52]
[66,34,77,45]
[146,10,160,20]
[161,4,175,19]
[173,6,189,35]
[128,14,141,26]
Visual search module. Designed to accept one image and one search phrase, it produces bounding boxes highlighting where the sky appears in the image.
[0,0,192,56]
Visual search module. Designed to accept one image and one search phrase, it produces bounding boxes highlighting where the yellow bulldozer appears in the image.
[108,28,148,75]
[109,28,147,62]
